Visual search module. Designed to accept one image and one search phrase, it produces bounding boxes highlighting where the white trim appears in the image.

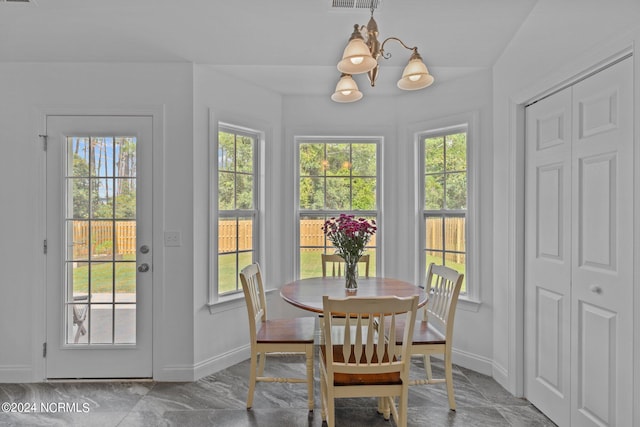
[634,35,640,427]
[452,348,493,377]
[0,366,34,383]
[193,345,251,381]
[32,104,164,382]
[492,360,510,389]
[501,32,637,398]
[409,111,480,301]
[158,344,251,382]
[155,364,196,382]
[208,110,269,304]
[293,135,383,279]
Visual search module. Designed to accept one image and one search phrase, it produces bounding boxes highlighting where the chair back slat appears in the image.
[240,263,268,338]
[386,313,397,360]
[323,295,418,375]
[424,263,464,332]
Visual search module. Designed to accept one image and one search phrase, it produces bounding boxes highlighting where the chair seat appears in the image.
[386,319,446,345]
[256,317,316,343]
[320,344,401,386]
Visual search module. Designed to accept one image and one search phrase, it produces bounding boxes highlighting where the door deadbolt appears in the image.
[140,245,150,254]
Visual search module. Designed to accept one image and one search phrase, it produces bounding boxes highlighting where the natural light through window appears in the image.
[297,139,379,279]
[423,129,468,293]
[216,125,258,296]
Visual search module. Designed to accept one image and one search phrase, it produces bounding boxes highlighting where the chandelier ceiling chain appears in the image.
[331,2,434,103]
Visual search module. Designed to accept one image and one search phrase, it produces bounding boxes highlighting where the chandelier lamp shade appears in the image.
[332,6,434,102]
[331,73,364,103]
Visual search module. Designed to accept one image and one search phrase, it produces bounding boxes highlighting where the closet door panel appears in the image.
[571,57,633,427]
[524,86,572,427]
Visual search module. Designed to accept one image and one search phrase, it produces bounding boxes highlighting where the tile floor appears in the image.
[0,355,556,426]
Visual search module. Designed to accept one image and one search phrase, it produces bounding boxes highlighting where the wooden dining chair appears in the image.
[239,263,315,411]
[385,262,464,411]
[319,295,419,427]
[321,253,370,278]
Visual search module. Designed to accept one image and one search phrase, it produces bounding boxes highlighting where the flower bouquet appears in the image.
[322,214,377,290]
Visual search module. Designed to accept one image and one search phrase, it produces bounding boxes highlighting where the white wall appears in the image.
[192,66,286,378]
[0,62,194,382]
[492,0,640,394]
[283,70,496,374]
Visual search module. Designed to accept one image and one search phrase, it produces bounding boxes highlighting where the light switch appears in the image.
[164,231,182,247]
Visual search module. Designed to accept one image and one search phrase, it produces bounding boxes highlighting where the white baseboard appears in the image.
[0,365,33,383]
[193,345,251,381]
[491,360,509,390]
[451,348,494,376]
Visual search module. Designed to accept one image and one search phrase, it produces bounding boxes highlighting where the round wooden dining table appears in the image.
[280,276,428,314]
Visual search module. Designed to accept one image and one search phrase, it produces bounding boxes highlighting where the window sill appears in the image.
[207,288,278,315]
[457,296,482,312]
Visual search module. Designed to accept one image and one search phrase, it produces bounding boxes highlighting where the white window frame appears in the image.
[416,113,480,306]
[209,120,263,305]
[294,136,382,279]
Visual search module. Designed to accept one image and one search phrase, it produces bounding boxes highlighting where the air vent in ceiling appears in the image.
[0,0,37,5]
[331,0,381,10]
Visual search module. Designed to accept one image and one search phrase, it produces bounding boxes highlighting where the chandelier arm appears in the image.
[379,37,417,59]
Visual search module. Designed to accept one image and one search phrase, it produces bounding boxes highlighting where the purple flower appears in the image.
[321,214,377,261]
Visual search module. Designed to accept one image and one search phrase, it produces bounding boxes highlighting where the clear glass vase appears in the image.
[345,261,358,291]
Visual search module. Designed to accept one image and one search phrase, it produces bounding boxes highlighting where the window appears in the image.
[422,127,469,294]
[215,124,259,297]
[296,138,379,278]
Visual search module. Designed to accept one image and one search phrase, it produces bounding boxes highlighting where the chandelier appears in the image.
[331,3,434,103]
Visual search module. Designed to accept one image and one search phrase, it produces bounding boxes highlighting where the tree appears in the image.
[298,142,377,211]
[425,132,467,210]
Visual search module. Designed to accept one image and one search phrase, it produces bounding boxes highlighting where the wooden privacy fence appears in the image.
[72,221,136,259]
[218,218,465,262]
[218,219,254,252]
[75,218,465,261]
[426,217,465,263]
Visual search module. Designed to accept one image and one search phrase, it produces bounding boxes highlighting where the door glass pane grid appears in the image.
[65,136,137,345]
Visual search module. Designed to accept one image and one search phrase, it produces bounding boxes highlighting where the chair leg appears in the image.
[397,392,408,427]
[424,354,433,381]
[257,351,266,376]
[380,397,391,420]
[320,366,327,422]
[444,351,456,411]
[326,390,335,427]
[247,349,258,409]
[305,345,314,411]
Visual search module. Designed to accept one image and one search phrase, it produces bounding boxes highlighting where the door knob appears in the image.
[590,285,602,294]
[138,263,150,273]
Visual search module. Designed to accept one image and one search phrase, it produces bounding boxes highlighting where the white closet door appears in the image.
[570,57,633,427]
[525,56,634,427]
[525,86,572,427]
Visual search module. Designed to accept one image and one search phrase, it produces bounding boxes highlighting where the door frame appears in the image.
[501,35,638,423]
[33,106,164,381]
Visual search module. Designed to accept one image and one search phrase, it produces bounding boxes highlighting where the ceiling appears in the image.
[0,0,538,96]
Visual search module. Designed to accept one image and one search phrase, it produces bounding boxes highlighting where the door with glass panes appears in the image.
[45,115,152,378]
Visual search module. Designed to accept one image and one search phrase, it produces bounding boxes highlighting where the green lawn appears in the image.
[74,252,466,295]
[72,254,136,294]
